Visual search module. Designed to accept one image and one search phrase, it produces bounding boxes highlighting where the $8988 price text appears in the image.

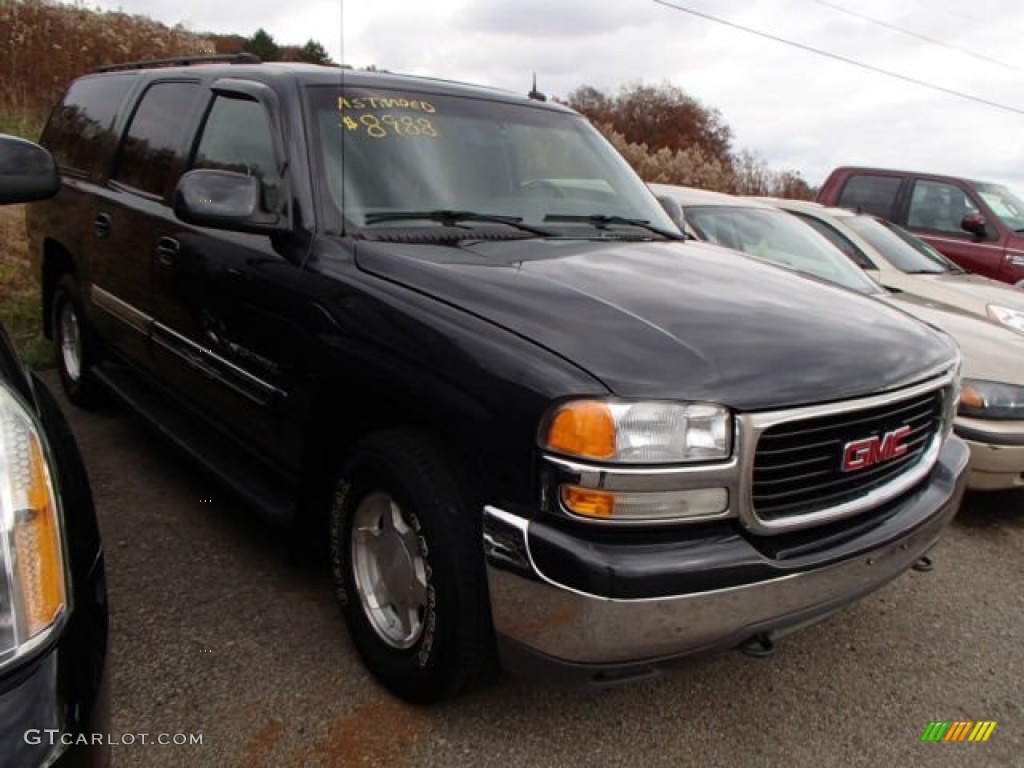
[340,114,438,139]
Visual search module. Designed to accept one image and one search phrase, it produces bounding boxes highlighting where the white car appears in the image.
[762,198,1024,336]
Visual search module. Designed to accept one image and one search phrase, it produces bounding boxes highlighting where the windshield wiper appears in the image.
[543,214,686,241]
[363,210,556,237]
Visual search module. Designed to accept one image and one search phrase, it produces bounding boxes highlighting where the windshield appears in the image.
[976,182,1024,231]
[307,86,678,237]
[684,206,883,295]
[843,215,959,274]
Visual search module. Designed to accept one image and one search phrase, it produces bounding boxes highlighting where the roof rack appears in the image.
[93,53,261,74]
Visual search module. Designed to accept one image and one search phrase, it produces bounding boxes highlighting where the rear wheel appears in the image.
[329,430,495,703]
[52,275,105,407]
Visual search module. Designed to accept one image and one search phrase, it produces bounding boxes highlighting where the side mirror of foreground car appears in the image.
[0,134,59,204]
[174,169,287,234]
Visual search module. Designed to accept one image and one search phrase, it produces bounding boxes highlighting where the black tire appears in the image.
[329,430,495,704]
[52,274,105,408]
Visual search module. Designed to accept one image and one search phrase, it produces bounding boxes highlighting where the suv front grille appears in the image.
[752,389,942,520]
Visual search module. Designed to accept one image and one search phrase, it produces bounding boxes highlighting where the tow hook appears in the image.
[912,554,935,572]
[739,632,776,658]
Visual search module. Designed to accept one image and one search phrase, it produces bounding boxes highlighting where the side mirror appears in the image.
[656,194,685,230]
[173,169,285,234]
[961,212,988,238]
[0,135,59,204]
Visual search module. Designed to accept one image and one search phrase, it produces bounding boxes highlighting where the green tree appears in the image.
[243,28,281,61]
[298,39,332,65]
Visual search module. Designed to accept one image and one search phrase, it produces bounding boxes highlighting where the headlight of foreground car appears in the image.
[959,379,1024,421]
[987,304,1024,335]
[541,399,732,521]
[543,399,732,463]
[0,384,68,671]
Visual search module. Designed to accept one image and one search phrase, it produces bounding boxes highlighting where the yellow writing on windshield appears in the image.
[338,95,436,113]
[339,113,438,139]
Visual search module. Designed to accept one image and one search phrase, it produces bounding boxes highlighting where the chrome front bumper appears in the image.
[484,437,968,678]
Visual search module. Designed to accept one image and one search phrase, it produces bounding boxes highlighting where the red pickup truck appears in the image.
[818,166,1024,287]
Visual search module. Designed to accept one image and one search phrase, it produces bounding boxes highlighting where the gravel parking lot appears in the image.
[48,372,1023,768]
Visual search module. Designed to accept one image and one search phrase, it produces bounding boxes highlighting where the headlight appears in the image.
[987,304,1024,334]
[959,379,1024,420]
[540,399,733,522]
[541,399,732,464]
[0,384,68,671]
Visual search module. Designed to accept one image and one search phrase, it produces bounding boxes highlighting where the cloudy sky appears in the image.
[88,0,1024,189]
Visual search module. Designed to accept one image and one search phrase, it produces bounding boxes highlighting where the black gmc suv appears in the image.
[1,135,109,766]
[27,56,968,703]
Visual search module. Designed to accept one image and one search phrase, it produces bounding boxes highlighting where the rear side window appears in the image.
[191,96,281,210]
[906,179,979,234]
[836,174,901,219]
[114,81,200,196]
[41,75,135,175]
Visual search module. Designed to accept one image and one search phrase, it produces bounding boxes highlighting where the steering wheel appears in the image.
[521,179,566,199]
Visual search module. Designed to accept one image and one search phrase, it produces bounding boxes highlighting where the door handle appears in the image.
[156,237,180,267]
[94,213,112,238]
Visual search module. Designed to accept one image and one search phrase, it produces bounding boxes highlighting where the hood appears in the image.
[908,271,1024,314]
[354,238,957,411]
[881,293,1024,385]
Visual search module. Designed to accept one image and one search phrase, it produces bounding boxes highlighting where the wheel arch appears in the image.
[41,239,78,340]
[293,377,494,550]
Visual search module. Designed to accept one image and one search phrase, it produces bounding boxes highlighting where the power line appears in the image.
[908,0,1024,46]
[912,0,998,30]
[812,0,1021,73]
[652,0,1024,117]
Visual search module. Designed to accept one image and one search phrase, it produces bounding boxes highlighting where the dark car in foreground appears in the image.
[0,135,109,766]
[28,56,967,703]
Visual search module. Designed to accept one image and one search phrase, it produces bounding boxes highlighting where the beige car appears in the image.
[762,198,1024,337]
[651,183,1024,490]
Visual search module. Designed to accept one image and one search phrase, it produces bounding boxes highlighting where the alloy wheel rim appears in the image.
[350,491,428,649]
[59,303,82,382]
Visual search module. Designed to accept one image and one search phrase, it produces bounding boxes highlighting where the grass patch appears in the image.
[0,111,44,140]
[0,204,51,369]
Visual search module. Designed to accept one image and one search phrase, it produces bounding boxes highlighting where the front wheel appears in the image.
[329,430,495,703]
[52,275,105,408]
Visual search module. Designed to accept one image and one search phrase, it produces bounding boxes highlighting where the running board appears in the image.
[93,362,297,524]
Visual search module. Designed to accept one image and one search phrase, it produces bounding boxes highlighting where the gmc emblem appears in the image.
[841,425,912,472]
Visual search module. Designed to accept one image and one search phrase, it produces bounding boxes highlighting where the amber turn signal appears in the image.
[14,436,66,636]
[546,400,616,460]
[561,486,616,518]
[959,384,985,411]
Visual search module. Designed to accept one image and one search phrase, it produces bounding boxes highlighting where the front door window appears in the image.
[907,180,978,234]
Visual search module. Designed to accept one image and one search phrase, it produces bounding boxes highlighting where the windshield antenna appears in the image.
[528,73,547,102]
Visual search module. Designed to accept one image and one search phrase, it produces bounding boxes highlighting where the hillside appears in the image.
[1,0,216,126]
